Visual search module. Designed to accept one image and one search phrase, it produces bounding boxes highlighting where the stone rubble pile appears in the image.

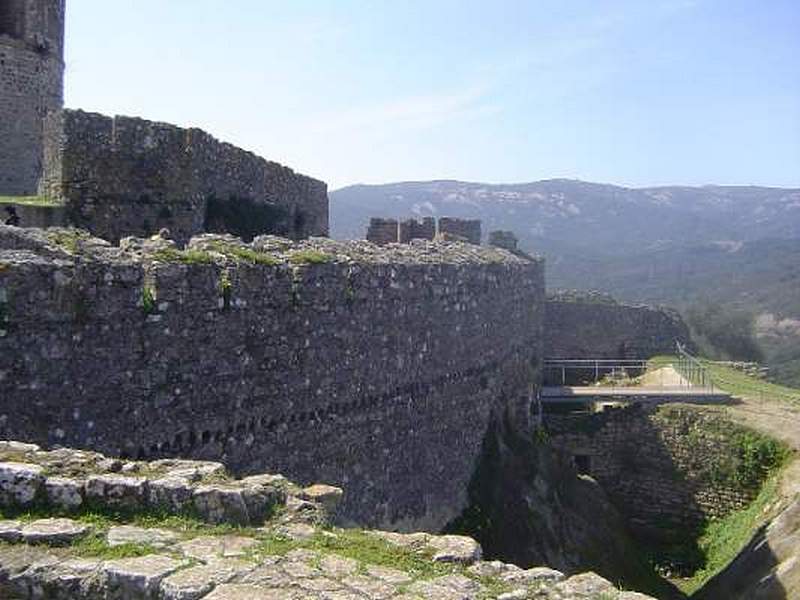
[0,441,656,599]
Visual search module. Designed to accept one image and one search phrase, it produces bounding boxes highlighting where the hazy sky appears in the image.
[65,1,799,190]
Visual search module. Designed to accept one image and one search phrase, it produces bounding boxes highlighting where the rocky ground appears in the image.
[0,440,654,600]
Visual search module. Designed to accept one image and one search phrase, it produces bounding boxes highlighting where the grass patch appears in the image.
[152,248,215,265]
[71,535,160,560]
[250,529,516,598]
[210,242,279,266]
[0,195,63,207]
[47,229,91,254]
[288,249,331,265]
[0,503,250,539]
[677,472,784,595]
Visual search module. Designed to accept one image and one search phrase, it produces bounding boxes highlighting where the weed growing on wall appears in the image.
[211,242,279,266]
[289,249,331,265]
[47,229,90,254]
[219,269,232,310]
[141,286,156,315]
[152,248,215,265]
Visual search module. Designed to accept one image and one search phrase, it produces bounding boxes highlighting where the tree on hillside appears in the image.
[685,303,765,363]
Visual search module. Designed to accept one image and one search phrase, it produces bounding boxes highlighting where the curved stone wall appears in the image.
[0,230,545,530]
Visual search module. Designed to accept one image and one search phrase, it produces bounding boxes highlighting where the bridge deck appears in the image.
[541,385,731,404]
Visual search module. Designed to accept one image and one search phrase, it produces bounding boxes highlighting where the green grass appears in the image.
[0,195,63,207]
[46,229,91,254]
[677,472,784,595]
[249,529,517,598]
[71,536,161,560]
[152,248,215,265]
[210,242,279,266]
[288,249,332,265]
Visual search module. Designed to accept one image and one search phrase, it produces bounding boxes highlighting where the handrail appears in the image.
[675,341,714,391]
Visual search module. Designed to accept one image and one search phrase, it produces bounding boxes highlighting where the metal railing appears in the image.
[675,341,715,391]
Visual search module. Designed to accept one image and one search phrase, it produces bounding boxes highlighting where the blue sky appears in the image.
[65,1,799,190]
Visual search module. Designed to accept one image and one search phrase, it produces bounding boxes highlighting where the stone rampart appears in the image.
[0,227,544,531]
[545,291,691,360]
[40,110,328,244]
[546,404,765,539]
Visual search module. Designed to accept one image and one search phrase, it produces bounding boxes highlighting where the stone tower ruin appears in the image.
[0,0,65,195]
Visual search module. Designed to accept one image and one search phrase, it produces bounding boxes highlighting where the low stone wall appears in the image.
[546,404,765,538]
[545,292,691,361]
[0,227,545,531]
[40,110,328,243]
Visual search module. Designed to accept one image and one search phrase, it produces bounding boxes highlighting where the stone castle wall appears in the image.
[366,217,480,246]
[0,228,545,530]
[439,218,481,244]
[399,217,435,243]
[0,0,65,195]
[545,291,691,360]
[40,109,329,244]
[546,404,762,539]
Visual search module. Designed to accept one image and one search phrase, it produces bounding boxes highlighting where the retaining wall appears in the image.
[547,404,762,539]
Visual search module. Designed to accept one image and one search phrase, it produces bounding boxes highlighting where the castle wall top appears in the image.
[41,109,329,243]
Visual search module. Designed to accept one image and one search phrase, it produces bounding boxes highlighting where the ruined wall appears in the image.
[545,291,691,359]
[546,404,764,539]
[439,217,481,244]
[0,0,65,195]
[399,217,435,243]
[489,230,518,252]
[0,228,545,531]
[40,110,329,244]
[365,218,399,245]
[367,217,481,246]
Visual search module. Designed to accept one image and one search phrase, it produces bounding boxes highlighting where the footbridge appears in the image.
[540,343,732,411]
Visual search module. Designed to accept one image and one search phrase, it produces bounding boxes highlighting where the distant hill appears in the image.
[330,179,800,385]
[330,179,800,252]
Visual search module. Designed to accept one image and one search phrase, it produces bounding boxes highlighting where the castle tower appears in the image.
[0,0,65,195]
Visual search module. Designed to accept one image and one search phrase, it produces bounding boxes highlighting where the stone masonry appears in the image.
[545,290,691,361]
[366,217,480,246]
[0,226,545,531]
[546,404,764,540]
[439,218,481,245]
[0,0,65,195]
[0,441,651,600]
[40,110,329,244]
